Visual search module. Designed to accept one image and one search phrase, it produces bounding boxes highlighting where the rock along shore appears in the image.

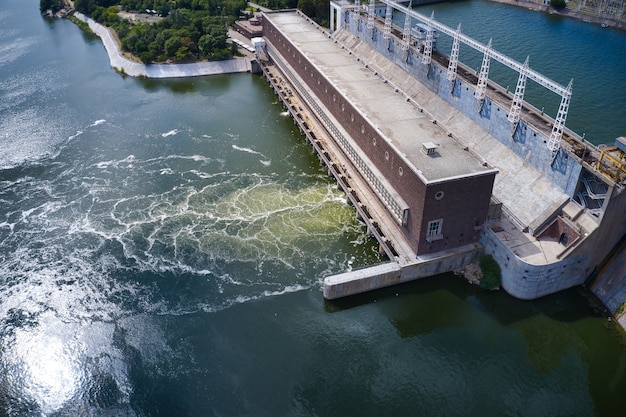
[73,12,251,78]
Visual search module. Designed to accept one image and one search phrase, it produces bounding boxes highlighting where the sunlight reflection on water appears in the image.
[13,324,83,413]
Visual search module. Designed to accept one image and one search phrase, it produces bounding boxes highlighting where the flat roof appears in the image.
[263,11,492,182]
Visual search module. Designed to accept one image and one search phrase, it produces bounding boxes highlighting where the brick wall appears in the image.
[263,15,494,255]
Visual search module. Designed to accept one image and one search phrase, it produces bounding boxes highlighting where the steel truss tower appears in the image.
[548,79,573,153]
[507,56,529,130]
[446,23,461,85]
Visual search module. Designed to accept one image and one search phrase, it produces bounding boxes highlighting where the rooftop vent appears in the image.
[422,142,438,156]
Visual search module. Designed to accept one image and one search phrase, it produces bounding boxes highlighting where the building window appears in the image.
[398,166,403,176]
[372,137,377,146]
[426,219,443,242]
[385,151,389,161]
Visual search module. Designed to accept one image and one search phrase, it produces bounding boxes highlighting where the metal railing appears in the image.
[378,0,571,97]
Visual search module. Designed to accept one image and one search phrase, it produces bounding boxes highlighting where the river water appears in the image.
[1,0,625,416]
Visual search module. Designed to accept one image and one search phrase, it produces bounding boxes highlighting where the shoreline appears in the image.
[73,12,251,78]
[487,0,626,31]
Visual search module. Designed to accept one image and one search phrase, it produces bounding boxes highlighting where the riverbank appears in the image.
[73,12,251,78]
[487,0,626,31]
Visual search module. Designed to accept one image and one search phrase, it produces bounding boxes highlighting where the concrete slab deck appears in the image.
[264,11,491,183]
[489,216,569,264]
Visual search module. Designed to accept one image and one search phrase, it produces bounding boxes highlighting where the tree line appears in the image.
[40,0,244,63]
[40,0,331,63]
[253,0,329,26]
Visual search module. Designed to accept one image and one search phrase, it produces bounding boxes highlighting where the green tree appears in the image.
[478,254,502,290]
[40,0,54,12]
[297,0,315,18]
[164,35,181,57]
[175,45,192,61]
[75,0,95,14]
[550,0,566,8]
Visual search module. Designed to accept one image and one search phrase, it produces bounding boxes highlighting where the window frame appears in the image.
[426,219,443,242]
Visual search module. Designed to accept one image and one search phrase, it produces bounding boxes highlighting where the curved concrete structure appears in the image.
[74,12,251,78]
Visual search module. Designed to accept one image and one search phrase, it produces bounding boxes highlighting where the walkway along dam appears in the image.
[251,3,626,302]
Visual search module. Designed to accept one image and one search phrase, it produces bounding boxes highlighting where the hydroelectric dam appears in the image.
[248,2,626,302]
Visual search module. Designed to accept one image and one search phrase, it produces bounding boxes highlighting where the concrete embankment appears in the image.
[323,244,481,299]
[73,12,251,78]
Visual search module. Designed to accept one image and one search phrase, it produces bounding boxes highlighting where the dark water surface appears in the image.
[1,1,625,416]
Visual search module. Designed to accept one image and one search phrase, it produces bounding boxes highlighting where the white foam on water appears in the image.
[95,154,136,169]
[232,144,263,156]
[188,169,228,179]
[0,154,372,387]
[0,153,378,415]
[68,130,83,141]
[231,145,272,166]
[161,129,178,137]
[262,283,310,297]
[90,119,106,127]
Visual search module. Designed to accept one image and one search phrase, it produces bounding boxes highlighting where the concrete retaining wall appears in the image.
[481,227,590,299]
[342,12,583,199]
[323,244,480,299]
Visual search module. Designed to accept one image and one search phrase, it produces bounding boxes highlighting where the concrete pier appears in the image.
[324,244,480,299]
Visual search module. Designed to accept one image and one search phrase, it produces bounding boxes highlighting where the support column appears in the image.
[446,23,461,85]
[508,56,529,129]
[402,4,412,61]
[548,79,573,153]
[367,0,375,38]
[421,11,434,66]
[383,3,393,48]
[474,39,492,110]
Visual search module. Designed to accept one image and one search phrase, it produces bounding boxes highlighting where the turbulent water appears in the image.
[1,1,626,416]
